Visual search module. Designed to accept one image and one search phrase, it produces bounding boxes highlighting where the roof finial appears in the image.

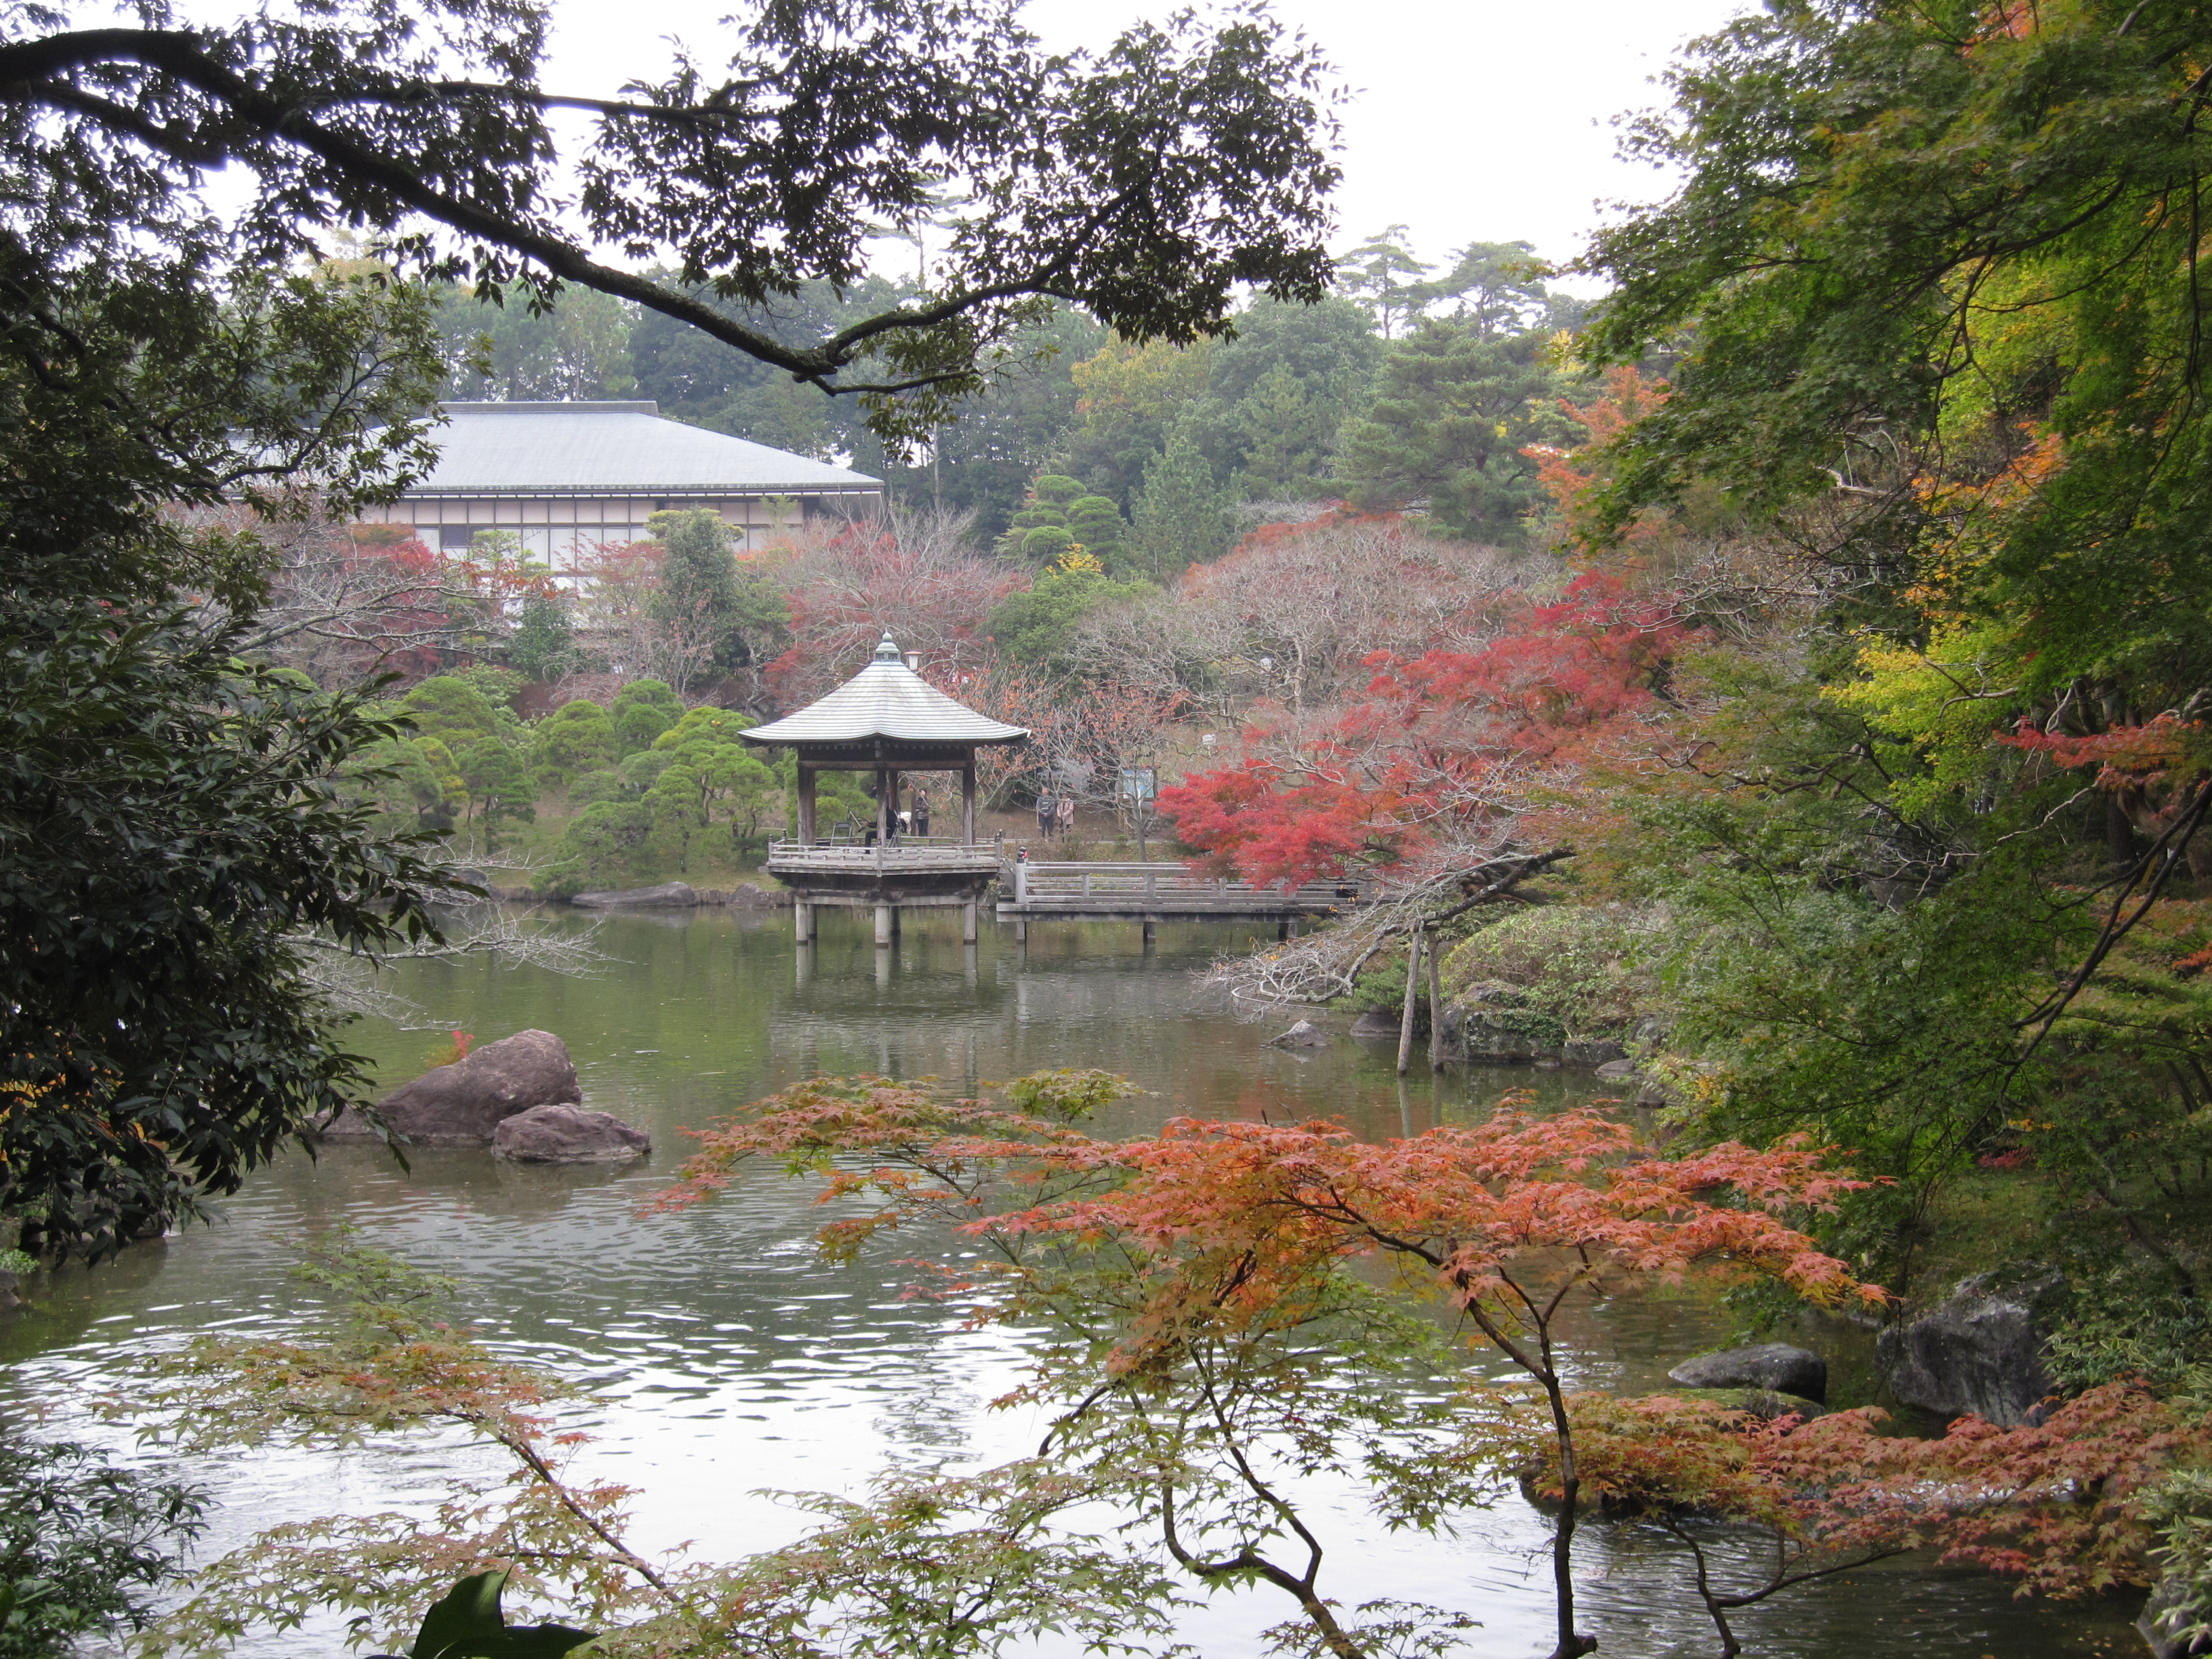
[873,632,901,663]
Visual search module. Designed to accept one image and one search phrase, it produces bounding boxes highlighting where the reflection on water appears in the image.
[10,907,2139,1656]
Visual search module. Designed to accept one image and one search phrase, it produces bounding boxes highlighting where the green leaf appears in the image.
[409,1570,596,1659]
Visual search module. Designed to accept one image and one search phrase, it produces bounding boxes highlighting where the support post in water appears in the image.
[794,900,813,944]
[963,901,979,944]
[1428,924,1447,1073]
[876,904,893,948]
[1397,923,1423,1076]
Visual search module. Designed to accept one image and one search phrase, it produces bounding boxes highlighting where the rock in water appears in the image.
[321,1029,581,1145]
[1269,1020,1330,1048]
[493,1104,651,1164]
[1667,1343,1828,1404]
[1876,1273,2060,1425]
[1349,1010,1401,1038]
[1593,1058,1639,1080]
[570,882,699,908]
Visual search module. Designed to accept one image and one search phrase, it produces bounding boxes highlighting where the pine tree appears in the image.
[1132,417,1231,576]
[1231,362,1333,500]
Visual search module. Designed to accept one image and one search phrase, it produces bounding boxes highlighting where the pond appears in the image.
[12,905,2144,1657]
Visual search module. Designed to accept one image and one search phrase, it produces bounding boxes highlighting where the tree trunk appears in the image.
[1427,925,1446,1071]
[1396,925,1422,1076]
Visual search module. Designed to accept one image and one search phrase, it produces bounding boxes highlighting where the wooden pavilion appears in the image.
[741,634,1028,945]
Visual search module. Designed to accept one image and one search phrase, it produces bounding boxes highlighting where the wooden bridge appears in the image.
[998,859,1373,941]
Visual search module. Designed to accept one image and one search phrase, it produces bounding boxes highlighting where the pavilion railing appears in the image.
[767,840,1004,873]
[1006,860,1372,909]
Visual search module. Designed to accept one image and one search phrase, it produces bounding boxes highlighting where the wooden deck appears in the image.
[1000,860,1372,922]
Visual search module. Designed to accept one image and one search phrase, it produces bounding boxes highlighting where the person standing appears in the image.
[1036,790,1056,839]
[912,787,931,837]
[1057,792,1076,840]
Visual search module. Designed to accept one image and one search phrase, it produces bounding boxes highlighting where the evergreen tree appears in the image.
[1336,321,1576,544]
[508,590,578,684]
[646,508,788,680]
[457,737,535,851]
[611,680,682,756]
[1420,241,1549,340]
[989,554,1150,675]
[1063,496,1136,572]
[994,475,1088,564]
[396,676,504,752]
[628,276,904,466]
[881,306,1105,539]
[1231,363,1334,500]
[1334,225,1431,338]
[532,700,617,790]
[434,283,638,401]
[1133,417,1232,574]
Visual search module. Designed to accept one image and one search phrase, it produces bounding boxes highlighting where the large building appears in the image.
[358,401,883,581]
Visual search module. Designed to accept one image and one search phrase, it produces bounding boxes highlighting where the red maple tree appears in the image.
[1158,571,1693,888]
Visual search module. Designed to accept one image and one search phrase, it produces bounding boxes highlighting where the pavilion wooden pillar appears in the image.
[961,764,976,846]
[796,763,817,846]
[875,765,890,844]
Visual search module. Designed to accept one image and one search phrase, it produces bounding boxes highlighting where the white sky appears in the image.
[539,0,1754,284]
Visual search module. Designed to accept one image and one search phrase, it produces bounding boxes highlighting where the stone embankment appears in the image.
[561,881,790,908]
[446,871,792,907]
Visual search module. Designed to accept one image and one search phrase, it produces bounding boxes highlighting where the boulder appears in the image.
[2139,1576,2212,1658]
[1594,1058,1639,1080]
[1269,1019,1330,1049]
[1875,1272,2062,1426]
[731,882,784,908]
[1350,1010,1402,1039]
[1563,1038,1629,1067]
[1668,1342,1828,1404]
[321,1029,581,1145]
[571,881,699,908]
[492,1103,651,1164]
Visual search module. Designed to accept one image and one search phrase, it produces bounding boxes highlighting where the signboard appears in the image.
[1118,766,1158,802]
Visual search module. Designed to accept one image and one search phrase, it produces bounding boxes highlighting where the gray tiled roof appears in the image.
[743,636,1029,746]
[407,401,882,494]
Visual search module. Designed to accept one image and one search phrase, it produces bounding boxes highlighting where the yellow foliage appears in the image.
[1822,619,2032,817]
[1069,335,1211,420]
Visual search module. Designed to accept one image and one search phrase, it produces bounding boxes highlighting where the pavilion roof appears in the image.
[741,635,1029,747]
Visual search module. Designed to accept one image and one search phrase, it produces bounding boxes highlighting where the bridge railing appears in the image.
[1008,860,1370,908]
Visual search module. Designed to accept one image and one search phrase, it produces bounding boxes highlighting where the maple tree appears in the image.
[1501,1376,2205,1658]
[1158,571,1692,890]
[656,1079,1884,1659]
